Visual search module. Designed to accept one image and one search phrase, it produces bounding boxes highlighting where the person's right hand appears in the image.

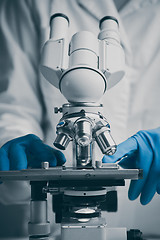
[102,128,160,205]
[0,134,66,171]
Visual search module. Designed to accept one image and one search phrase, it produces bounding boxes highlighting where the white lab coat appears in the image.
[0,0,160,238]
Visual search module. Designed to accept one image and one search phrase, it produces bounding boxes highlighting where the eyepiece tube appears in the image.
[50,13,69,39]
[99,16,119,30]
[98,15,120,44]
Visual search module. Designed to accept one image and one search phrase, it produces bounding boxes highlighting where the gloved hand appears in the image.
[103,128,160,205]
[0,134,66,171]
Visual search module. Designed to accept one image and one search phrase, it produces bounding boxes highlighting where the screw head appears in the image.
[41,162,49,169]
[54,107,62,114]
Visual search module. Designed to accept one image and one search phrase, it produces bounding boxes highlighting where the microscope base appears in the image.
[62,223,127,240]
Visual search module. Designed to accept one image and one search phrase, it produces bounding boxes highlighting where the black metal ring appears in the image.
[59,66,107,95]
[71,211,100,219]
[50,13,70,26]
[99,16,119,29]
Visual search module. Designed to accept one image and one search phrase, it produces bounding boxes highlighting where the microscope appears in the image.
[0,14,143,240]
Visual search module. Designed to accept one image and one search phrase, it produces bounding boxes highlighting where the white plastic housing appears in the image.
[40,39,64,88]
[60,31,106,103]
[50,15,69,40]
[40,15,125,103]
[40,14,69,89]
[60,66,106,103]
[98,19,125,89]
[69,31,99,68]
[99,40,125,89]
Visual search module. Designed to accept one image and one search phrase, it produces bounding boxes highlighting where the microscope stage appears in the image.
[0,164,142,187]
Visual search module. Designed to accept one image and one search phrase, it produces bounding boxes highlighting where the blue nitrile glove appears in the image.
[0,134,66,171]
[102,128,160,205]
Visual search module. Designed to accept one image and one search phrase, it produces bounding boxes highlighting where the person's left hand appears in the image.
[0,134,66,171]
[103,128,160,205]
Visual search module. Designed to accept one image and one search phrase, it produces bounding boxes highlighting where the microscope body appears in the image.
[40,13,129,240]
[41,14,125,100]
[0,13,143,240]
[40,13,125,169]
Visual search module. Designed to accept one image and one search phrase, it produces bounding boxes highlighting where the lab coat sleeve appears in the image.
[0,0,45,146]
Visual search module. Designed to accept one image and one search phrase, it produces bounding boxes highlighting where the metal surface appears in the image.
[29,237,50,240]
[61,222,127,240]
[64,187,107,196]
[61,218,107,240]
[0,164,142,182]
[54,106,117,168]
[41,162,49,169]
[0,238,156,240]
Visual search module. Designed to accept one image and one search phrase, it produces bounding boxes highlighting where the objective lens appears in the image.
[76,143,92,167]
[77,135,90,147]
[95,129,117,155]
[54,132,70,150]
[75,118,92,146]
